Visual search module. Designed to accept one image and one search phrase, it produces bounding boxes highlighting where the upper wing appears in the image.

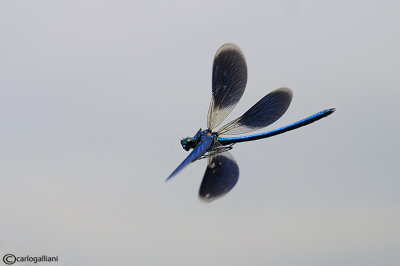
[207,43,247,130]
[166,135,213,181]
[217,87,293,135]
[198,142,239,202]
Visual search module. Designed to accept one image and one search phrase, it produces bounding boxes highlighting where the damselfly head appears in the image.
[181,128,204,151]
[181,137,195,151]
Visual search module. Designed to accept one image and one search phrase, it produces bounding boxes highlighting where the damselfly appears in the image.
[167,43,335,201]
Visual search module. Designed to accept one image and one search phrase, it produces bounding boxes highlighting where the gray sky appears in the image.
[1,1,399,266]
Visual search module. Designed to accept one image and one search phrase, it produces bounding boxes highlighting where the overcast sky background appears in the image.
[1,1,399,266]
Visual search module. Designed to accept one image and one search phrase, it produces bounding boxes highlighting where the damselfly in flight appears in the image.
[167,43,335,201]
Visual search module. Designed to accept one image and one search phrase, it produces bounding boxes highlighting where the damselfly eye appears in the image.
[181,138,194,151]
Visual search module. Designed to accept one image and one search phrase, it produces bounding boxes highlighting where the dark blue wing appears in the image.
[166,135,213,181]
[217,87,293,135]
[199,143,239,202]
[207,43,247,130]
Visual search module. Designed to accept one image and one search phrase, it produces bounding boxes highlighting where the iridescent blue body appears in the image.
[179,108,335,152]
[216,108,335,145]
[167,43,335,201]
